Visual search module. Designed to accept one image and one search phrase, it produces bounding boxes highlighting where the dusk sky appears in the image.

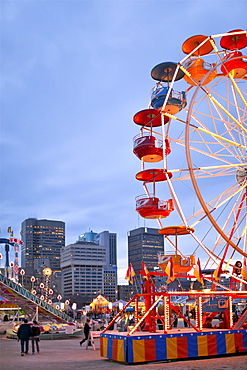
[1,0,246,283]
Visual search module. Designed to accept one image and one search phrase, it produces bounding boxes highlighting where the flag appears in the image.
[193,258,204,284]
[165,257,175,284]
[213,258,224,281]
[141,261,149,280]
[241,259,247,280]
[125,263,135,285]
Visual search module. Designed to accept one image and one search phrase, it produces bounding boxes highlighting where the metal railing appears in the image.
[0,274,73,322]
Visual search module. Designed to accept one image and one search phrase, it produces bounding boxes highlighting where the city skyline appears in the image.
[1,1,246,284]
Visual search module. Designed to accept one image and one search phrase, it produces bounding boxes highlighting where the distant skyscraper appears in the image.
[60,240,106,299]
[67,230,118,301]
[95,231,118,301]
[21,218,65,273]
[128,227,164,275]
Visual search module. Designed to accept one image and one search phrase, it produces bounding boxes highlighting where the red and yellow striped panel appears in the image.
[197,335,208,357]
[166,337,178,359]
[112,338,124,362]
[177,336,188,358]
[207,335,217,356]
[133,339,145,362]
[144,338,156,362]
[234,332,244,351]
[225,333,235,354]
[100,336,108,358]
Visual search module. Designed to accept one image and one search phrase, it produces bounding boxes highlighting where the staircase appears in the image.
[0,273,73,323]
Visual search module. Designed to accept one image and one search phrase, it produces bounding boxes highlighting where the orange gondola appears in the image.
[182,35,213,56]
[183,58,217,86]
[158,226,196,273]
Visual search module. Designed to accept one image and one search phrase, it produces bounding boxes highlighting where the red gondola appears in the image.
[135,169,172,182]
[135,196,174,219]
[133,134,163,162]
[133,109,169,127]
[220,29,247,51]
[221,51,247,79]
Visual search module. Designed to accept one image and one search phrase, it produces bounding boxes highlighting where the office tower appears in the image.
[60,240,106,300]
[21,218,65,273]
[95,231,118,301]
[78,230,98,242]
[127,227,164,275]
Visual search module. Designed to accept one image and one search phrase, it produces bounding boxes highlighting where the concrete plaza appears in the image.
[0,335,247,370]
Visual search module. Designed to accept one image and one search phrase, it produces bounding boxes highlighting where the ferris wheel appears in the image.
[133,29,247,277]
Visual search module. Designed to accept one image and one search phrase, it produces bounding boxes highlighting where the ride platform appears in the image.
[100,328,247,364]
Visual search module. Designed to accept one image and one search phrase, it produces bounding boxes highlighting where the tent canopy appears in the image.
[90,295,109,309]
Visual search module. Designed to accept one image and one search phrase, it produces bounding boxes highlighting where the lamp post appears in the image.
[20,269,25,286]
[57,294,62,309]
[43,267,52,302]
[9,261,14,280]
[40,282,44,297]
[72,303,77,320]
[30,276,36,291]
[0,253,3,268]
[49,288,53,303]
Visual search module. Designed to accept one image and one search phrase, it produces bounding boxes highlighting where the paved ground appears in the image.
[0,335,247,370]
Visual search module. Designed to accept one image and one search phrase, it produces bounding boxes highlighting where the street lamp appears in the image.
[20,269,25,286]
[72,303,77,320]
[43,267,52,302]
[9,261,14,280]
[30,276,36,291]
[57,294,62,308]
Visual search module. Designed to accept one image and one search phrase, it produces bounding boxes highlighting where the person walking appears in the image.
[79,319,91,346]
[31,320,41,354]
[17,318,32,356]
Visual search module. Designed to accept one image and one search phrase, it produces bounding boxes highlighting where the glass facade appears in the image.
[60,241,106,297]
[128,227,164,274]
[21,218,65,273]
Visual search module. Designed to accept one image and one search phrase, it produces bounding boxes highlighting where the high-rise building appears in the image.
[127,227,164,275]
[21,218,65,273]
[60,240,106,301]
[95,231,118,301]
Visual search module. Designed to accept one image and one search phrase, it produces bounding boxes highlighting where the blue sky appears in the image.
[1,0,246,283]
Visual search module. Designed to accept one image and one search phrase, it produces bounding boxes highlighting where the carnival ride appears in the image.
[101,29,247,364]
[133,28,247,285]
